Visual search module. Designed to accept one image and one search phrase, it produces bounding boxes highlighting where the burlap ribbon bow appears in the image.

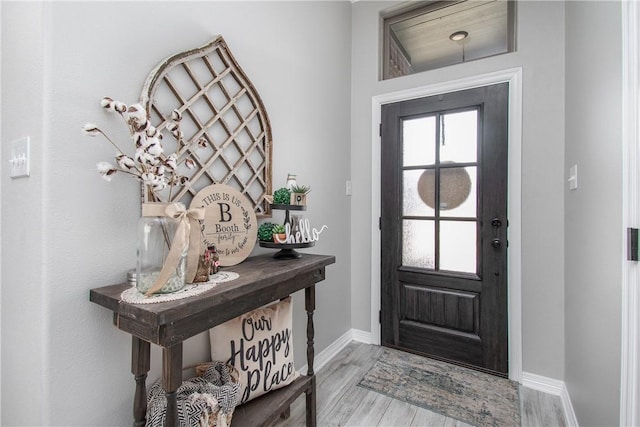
[142,202,206,296]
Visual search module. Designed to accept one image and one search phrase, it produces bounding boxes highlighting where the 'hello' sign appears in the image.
[191,184,257,266]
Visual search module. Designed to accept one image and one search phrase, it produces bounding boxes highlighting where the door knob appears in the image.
[491,238,502,249]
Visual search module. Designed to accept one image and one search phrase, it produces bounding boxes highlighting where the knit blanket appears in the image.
[146,362,240,427]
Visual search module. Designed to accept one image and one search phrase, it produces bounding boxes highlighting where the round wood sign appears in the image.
[190,184,257,266]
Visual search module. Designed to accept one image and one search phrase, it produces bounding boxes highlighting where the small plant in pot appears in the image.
[290,185,311,206]
[258,222,275,242]
[272,224,287,243]
[273,187,291,205]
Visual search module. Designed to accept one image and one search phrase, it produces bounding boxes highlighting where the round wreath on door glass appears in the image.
[191,184,257,266]
[417,163,472,210]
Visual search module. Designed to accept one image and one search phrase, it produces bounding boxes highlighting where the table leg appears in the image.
[305,285,317,427]
[280,406,291,419]
[305,284,316,377]
[305,375,317,427]
[132,337,150,427]
[162,343,183,427]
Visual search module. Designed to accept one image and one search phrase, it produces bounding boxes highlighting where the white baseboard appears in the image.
[351,329,372,344]
[559,384,579,427]
[298,329,357,375]
[521,372,564,395]
[298,329,372,374]
[522,372,579,427]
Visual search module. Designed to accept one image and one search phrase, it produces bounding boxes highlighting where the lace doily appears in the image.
[120,271,239,304]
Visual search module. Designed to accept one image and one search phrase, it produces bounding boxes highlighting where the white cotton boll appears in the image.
[134,133,146,148]
[126,104,147,125]
[139,133,152,148]
[100,97,115,110]
[152,180,167,192]
[142,173,166,192]
[96,161,113,173]
[166,123,181,140]
[145,136,161,150]
[134,148,145,163]
[116,154,136,170]
[114,102,127,113]
[136,150,157,166]
[165,153,178,171]
[129,103,146,115]
[135,120,150,133]
[141,172,156,187]
[146,140,163,157]
[96,162,117,181]
[141,152,155,165]
[171,109,182,122]
[146,126,158,138]
[83,123,101,136]
[185,158,195,169]
[146,153,161,166]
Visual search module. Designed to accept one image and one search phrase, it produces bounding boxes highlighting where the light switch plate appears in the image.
[9,137,30,178]
[568,164,577,190]
[345,180,352,196]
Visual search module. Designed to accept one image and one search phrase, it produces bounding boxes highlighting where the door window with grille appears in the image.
[401,109,479,274]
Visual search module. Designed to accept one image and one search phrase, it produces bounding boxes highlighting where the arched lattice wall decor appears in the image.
[140,36,272,217]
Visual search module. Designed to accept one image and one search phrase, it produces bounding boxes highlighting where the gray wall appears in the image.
[350,1,567,379]
[1,3,47,426]
[1,2,352,425]
[565,2,622,425]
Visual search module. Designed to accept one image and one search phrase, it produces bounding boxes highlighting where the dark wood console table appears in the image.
[90,253,335,427]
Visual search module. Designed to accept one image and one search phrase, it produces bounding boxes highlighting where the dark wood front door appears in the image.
[380,83,509,376]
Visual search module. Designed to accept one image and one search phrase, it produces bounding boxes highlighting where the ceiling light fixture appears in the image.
[449,31,469,42]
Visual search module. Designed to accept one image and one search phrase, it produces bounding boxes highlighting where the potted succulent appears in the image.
[272,224,287,243]
[290,185,311,206]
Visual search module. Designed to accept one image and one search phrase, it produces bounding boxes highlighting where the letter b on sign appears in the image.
[218,203,232,222]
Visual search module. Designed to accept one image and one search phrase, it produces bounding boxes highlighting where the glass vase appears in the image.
[136,202,186,294]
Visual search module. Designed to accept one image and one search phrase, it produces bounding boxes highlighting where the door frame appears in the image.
[622,2,639,425]
[370,68,523,382]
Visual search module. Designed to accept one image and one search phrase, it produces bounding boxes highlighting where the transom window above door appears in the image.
[381,0,517,80]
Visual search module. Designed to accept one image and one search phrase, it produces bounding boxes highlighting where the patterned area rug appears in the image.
[358,347,520,427]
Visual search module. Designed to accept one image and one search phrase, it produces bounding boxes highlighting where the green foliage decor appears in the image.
[272,224,285,234]
[258,222,275,241]
[273,187,291,204]
[290,184,311,194]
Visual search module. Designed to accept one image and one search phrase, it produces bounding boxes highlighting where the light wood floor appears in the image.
[275,342,566,427]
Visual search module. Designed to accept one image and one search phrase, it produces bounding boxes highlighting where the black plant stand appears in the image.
[259,204,314,259]
[259,241,315,259]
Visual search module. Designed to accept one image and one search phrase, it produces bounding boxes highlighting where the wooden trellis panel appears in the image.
[140,36,272,217]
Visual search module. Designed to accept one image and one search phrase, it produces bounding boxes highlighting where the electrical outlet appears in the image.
[346,180,352,196]
[9,137,30,179]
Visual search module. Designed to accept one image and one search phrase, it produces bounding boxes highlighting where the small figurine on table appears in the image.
[206,245,220,275]
[193,245,221,282]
